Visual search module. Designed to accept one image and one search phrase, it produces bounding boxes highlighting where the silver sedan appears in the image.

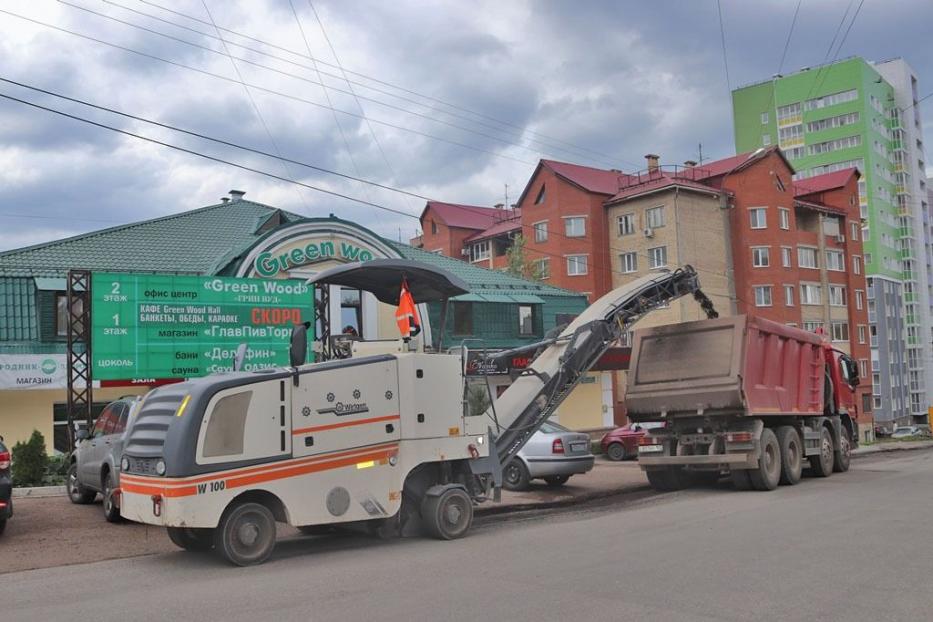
[503,420,595,491]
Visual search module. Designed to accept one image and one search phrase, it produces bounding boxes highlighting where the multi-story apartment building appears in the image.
[732,57,932,426]
[416,201,520,269]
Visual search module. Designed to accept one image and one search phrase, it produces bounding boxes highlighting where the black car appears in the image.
[0,437,11,535]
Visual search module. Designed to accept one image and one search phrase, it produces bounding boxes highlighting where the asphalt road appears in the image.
[5,450,933,622]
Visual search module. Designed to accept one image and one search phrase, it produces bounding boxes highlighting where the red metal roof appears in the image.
[422,201,499,230]
[541,160,633,195]
[793,169,859,197]
[464,217,522,243]
[607,176,718,203]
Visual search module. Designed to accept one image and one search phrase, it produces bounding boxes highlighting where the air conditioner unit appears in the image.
[460,248,470,256]
[643,227,654,238]
[835,234,846,243]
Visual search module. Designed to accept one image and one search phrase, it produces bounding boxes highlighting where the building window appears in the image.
[859,359,868,380]
[518,305,535,336]
[340,289,363,337]
[469,240,490,262]
[784,285,794,306]
[564,217,586,238]
[806,111,860,132]
[831,321,849,342]
[620,252,637,273]
[752,247,770,267]
[762,134,771,146]
[566,255,588,276]
[803,88,858,111]
[646,206,665,228]
[778,208,790,230]
[850,221,859,241]
[797,246,818,269]
[781,247,792,267]
[777,102,801,121]
[852,255,862,275]
[829,285,847,306]
[430,220,437,234]
[56,293,76,337]
[534,185,546,205]
[749,208,767,229]
[533,221,548,243]
[533,258,550,279]
[825,250,845,271]
[858,324,867,344]
[855,289,864,310]
[453,302,473,335]
[754,286,773,307]
[618,213,635,236]
[648,246,667,269]
[761,111,769,124]
[803,321,823,333]
[800,283,822,305]
[807,135,861,156]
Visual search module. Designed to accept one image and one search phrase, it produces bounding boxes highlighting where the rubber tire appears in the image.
[646,467,688,492]
[834,424,851,473]
[102,471,122,523]
[502,459,531,492]
[606,443,627,461]
[544,475,570,487]
[67,463,96,504]
[748,428,781,491]
[809,426,835,477]
[421,488,473,540]
[776,426,803,486]
[213,502,277,566]
[167,527,214,552]
[731,469,753,490]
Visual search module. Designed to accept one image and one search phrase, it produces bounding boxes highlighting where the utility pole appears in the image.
[698,142,704,165]
[504,183,509,209]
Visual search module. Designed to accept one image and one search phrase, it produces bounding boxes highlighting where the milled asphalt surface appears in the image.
[4,449,932,621]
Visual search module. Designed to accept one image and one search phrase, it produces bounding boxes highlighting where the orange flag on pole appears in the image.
[396,278,421,339]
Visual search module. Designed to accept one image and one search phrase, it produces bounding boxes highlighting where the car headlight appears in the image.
[121,456,130,472]
[155,459,166,476]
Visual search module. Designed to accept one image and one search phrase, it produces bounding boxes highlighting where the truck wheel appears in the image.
[421,488,473,540]
[213,502,277,566]
[808,426,835,477]
[833,425,851,473]
[167,527,214,552]
[502,459,531,491]
[730,469,752,490]
[67,463,96,504]
[646,468,687,492]
[606,443,627,461]
[776,426,803,485]
[748,428,781,491]
[102,471,122,523]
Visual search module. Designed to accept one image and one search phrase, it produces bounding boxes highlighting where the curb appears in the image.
[12,485,68,498]
[852,442,933,459]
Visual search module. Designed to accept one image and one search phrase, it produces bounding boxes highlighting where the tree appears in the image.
[11,429,49,487]
[505,234,544,281]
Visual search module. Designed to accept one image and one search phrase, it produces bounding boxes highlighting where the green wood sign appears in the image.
[91,273,313,380]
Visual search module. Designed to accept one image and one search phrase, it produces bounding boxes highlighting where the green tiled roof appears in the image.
[0,200,300,277]
[0,277,38,341]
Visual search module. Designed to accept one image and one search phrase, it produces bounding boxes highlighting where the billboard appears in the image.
[91,273,312,381]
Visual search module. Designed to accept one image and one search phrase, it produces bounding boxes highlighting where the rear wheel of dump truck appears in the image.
[214,502,277,566]
[748,428,781,491]
[809,426,835,477]
[167,527,214,552]
[646,467,688,492]
[421,487,473,540]
[833,424,851,473]
[776,426,803,486]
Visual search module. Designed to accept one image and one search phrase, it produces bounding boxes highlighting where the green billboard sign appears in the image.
[91,273,313,380]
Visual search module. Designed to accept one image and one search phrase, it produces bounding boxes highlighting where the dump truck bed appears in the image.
[625,315,826,421]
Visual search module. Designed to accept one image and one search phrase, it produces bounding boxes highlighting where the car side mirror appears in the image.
[76,429,89,442]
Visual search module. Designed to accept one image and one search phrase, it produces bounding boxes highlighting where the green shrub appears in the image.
[11,430,49,487]
[44,454,70,486]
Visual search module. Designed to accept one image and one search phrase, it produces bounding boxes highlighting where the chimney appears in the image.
[684,160,697,168]
[229,189,246,202]
[644,154,660,172]
[220,197,229,203]
[494,203,504,210]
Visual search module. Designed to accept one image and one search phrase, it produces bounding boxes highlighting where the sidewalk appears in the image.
[852,439,933,456]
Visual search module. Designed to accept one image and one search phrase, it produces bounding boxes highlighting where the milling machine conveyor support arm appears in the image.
[487,266,718,467]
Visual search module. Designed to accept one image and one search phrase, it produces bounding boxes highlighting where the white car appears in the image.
[502,421,594,491]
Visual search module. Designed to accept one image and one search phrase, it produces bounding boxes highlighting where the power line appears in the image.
[809,0,865,101]
[777,0,802,76]
[0,8,535,167]
[803,0,854,104]
[73,0,629,169]
[121,0,632,167]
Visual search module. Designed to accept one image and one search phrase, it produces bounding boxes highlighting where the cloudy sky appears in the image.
[1,0,932,251]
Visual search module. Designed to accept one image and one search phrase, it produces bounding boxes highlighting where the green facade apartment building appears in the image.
[733,57,932,426]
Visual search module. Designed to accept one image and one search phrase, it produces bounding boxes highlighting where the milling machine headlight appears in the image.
[155,459,166,476]
[120,456,129,472]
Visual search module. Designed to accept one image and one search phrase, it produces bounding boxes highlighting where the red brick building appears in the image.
[415,201,520,270]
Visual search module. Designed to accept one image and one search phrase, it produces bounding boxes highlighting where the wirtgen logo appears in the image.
[317,402,369,416]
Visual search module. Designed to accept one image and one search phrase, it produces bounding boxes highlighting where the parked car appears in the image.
[891,425,932,439]
[503,421,594,491]
[67,396,141,522]
[874,425,891,438]
[0,437,11,535]
[601,421,666,461]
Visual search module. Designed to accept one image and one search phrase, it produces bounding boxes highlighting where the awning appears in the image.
[508,293,545,304]
[477,293,516,303]
[451,293,487,303]
[34,277,67,291]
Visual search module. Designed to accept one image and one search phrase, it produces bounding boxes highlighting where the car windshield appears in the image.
[539,421,569,434]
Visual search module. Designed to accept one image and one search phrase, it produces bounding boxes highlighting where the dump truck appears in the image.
[118,260,717,565]
[627,314,861,492]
